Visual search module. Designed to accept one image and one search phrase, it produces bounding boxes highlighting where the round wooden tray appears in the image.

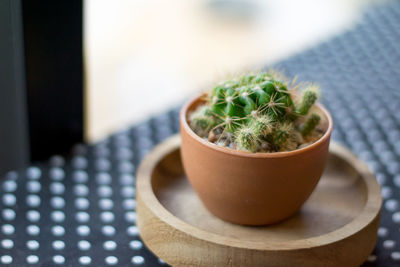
[136,135,382,267]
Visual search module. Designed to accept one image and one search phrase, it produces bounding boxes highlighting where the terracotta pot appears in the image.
[180,94,333,225]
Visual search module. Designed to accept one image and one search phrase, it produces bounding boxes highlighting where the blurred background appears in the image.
[85,0,383,142]
[0,0,388,171]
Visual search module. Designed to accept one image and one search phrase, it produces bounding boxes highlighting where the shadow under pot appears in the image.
[180,94,333,225]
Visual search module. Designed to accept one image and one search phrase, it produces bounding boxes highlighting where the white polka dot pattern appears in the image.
[75,198,89,209]
[50,196,65,209]
[49,168,65,181]
[2,180,17,192]
[49,182,65,195]
[130,240,143,250]
[79,256,92,265]
[1,255,13,264]
[26,210,40,222]
[77,240,91,251]
[99,198,114,210]
[26,167,41,180]
[52,240,65,250]
[102,225,116,236]
[53,255,65,264]
[51,225,65,236]
[2,209,15,221]
[26,225,40,236]
[51,211,66,222]
[105,256,118,265]
[76,225,90,236]
[73,170,88,183]
[0,96,176,265]
[26,195,40,207]
[72,156,88,169]
[132,255,145,265]
[1,239,13,249]
[96,172,111,184]
[98,186,113,198]
[26,255,39,264]
[26,181,41,193]
[383,240,396,249]
[392,252,400,261]
[75,211,90,223]
[2,224,15,235]
[100,211,115,223]
[127,226,139,236]
[74,184,89,196]
[2,194,16,206]
[103,240,117,250]
[26,240,39,250]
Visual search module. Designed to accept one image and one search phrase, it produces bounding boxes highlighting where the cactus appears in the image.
[236,127,259,152]
[189,105,217,135]
[301,113,321,137]
[296,85,319,115]
[189,71,322,152]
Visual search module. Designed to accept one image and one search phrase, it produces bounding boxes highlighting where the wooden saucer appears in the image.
[136,135,382,267]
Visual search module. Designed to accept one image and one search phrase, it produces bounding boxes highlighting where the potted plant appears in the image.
[180,71,333,225]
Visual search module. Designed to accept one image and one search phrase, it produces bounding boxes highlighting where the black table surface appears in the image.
[1,1,400,266]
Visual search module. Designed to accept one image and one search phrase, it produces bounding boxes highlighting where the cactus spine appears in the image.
[189,71,322,152]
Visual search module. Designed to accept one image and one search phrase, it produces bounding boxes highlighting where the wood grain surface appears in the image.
[136,135,382,267]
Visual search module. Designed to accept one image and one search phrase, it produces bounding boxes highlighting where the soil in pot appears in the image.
[188,71,326,153]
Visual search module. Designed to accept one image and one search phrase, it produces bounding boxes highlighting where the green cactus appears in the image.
[189,71,322,152]
[189,106,217,135]
[301,113,321,137]
[249,115,274,137]
[296,85,319,115]
[272,122,293,147]
[236,126,259,152]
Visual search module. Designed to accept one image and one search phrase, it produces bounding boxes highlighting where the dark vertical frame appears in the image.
[22,0,84,160]
[0,0,30,174]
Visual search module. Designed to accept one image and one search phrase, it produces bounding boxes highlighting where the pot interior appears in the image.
[183,95,331,152]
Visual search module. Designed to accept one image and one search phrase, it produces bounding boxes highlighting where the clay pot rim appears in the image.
[180,93,333,158]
